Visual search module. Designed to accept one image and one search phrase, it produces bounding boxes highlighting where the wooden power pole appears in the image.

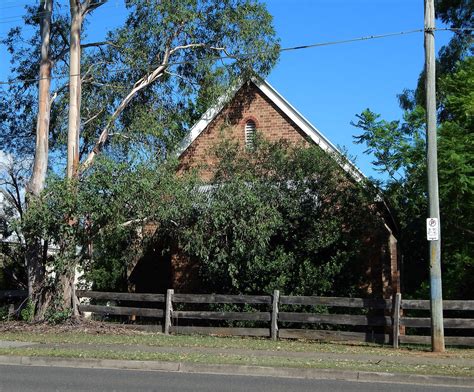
[424,0,445,352]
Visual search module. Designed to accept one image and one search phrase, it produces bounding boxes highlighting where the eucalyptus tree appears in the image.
[2,0,279,319]
[26,0,54,316]
[2,0,110,318]
[81,0,279,169]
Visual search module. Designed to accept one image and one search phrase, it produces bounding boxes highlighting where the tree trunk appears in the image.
[67,0,82,179]
[59,0,85,316]
[63,1,107,316]
[25,0,54,321]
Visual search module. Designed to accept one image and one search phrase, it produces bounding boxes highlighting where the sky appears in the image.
[0,0,454,179]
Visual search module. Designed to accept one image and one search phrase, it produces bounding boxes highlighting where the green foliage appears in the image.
[20,154,200,292]
[435,0,473,30]
[20,138,384,298]
[352,17,473,300]
[171,139,383,296]
[0,243,27,291]
[45,303,72,325]
[1,0,280,316]
[1,0,279,164]
[20,300,35,322]
[0,305,10,321]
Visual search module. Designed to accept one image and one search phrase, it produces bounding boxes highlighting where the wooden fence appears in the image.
[74,290,473,347]
[2,290,473,347]
[0,290,26,300]
[399,297,474,347]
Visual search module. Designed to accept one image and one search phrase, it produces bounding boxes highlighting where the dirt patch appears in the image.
[0,319,151,335]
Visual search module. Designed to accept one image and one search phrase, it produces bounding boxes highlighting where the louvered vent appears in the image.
[245,120,256,150]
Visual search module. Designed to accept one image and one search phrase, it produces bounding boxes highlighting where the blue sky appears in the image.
[0,0,454,179]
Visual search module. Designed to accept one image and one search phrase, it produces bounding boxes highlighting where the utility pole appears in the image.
[424,0,445,352]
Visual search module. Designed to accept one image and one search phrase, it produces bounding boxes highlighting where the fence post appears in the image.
[164,289,174,335]
[392,292,401,349]
[7,304,14,321]
[271,290,280,341]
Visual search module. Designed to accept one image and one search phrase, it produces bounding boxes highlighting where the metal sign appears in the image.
[426,218,439,241]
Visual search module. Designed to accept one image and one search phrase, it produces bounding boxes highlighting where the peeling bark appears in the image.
[66,0,83,179]
[62,0,107,315]
[25,0,54,321]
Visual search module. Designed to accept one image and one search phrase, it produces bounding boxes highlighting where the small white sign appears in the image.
[426,218,439,241]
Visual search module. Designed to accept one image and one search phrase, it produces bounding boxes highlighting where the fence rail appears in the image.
[280,296,391,309]
[0,290,26,300]
[2,289,473,347]
[401,300,474,311]
[76,290,165,302]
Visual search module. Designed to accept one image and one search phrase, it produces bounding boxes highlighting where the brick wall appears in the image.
[128,80,400,298]
[178,81,310,179]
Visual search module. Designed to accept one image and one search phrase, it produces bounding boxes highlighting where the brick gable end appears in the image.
[178,81,310,179]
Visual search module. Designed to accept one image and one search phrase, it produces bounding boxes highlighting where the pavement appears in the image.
[0,340,472,388]
[1,364,468,392]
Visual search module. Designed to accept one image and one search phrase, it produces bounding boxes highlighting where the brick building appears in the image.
[129,78,400,298]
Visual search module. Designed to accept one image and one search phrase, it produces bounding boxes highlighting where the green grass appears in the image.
[0,330,472,358]
[0,346,472,377]
[0,330,472,377]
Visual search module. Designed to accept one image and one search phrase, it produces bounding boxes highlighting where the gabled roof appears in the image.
[177,78,365,182]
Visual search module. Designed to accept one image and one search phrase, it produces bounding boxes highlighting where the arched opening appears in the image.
[244,119,256,150]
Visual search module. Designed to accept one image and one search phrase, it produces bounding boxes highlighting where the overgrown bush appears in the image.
[20,139,385,299]
[169,139,384,296]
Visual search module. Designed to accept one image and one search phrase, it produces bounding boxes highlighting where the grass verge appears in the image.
[0,330,472,377]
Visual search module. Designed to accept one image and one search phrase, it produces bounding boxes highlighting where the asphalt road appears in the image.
[0,364,469,392]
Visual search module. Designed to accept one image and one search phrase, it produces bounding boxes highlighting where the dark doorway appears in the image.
[129,245,171,293]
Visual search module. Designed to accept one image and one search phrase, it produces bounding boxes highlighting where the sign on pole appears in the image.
[426,218,439,241]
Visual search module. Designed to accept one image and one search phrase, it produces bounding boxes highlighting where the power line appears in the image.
[0,27,471,86]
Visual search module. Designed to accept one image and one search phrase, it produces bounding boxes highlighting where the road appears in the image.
[0,364,469,392]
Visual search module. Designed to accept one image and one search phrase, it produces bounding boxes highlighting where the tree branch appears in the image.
[81,46,172,172]
[82,41,115,49]
[80,60,105,82]
[83,108,104,126]
[54,41,114,64]
[164,70,199,89]
[170,43,206,54]
[50,82,69,105]
[11,173,23,218]
[169,43,228,55]
[452,222,474,238]
[82,0,107,17]
[0,189,22,219]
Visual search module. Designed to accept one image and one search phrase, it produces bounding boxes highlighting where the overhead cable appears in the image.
[0,27,471,86]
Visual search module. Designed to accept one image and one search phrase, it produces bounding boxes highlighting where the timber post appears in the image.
[271,290,280,340]
[392,292,401,349]
[164,289,174,335]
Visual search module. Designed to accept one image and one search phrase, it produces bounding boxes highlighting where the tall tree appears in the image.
[29,0,53,197]
[4,0,279,319]
[25,0,54,319]
[60,0,108,316]
[81,0,279,170]
[352,0,473,298]
[67,0,107,178]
